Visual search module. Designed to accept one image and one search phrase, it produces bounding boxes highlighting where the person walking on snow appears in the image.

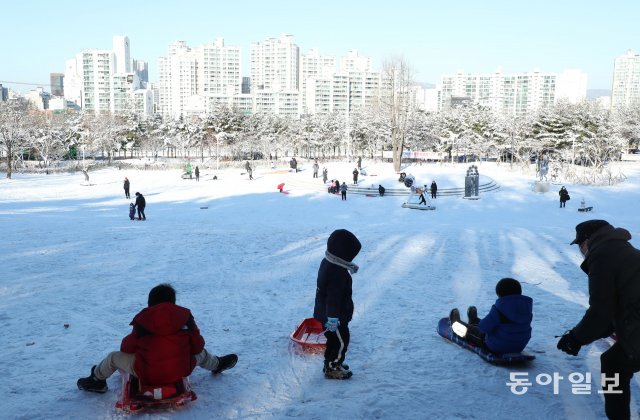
[340,182,348,200]
[195,166,200,182]
[557,220,640,420]
[418,189,427,205]
[322,167,328,184]
[314,229,361,380]
[559,186,569,208]
[134,192,146,220]
[378,185,385,197]
[77,283,237,393]
[430,181,438,199]
[352,168,359,185]
[313,160,319,178]
[123,177,130,199]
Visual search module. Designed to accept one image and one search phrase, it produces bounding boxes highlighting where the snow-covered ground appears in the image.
[1,159,639,419]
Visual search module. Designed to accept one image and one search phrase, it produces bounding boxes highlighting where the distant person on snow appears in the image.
[322,167,328,184]
[129,203,135,221]
[352,168,359,185]
[449,278,533,354]
[195,166,200,182]
[378,185,385,197]
[77,283,238,393]
[313,161,319,178]
[123,177,130,199]
[314,229,361,380]
[559,186,570,208]
[418,190,427,205]
[134,192,146,220]
[430,181,438,199]
[340,182,348,200]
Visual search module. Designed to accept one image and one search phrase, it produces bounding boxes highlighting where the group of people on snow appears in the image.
[98,172,640,418]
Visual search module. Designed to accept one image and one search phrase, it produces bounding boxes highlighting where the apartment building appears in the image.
[438,68,587,115]
[611,49,640,112]
[157,38,242,118]
[64,35,152,116]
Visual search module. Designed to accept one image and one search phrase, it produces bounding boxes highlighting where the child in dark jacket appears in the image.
[77,284,238,393]
[313,229,362,379]
[449,278,533,354]
[129,203,135,220]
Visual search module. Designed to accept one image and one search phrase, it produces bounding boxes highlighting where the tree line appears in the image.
[1,95,639,183]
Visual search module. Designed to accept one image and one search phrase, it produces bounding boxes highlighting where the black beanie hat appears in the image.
[496,278,522,297]
[327,229,361,262]
[148,283,176,306]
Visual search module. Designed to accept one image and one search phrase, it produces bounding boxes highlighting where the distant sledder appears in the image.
[402,183,435,210]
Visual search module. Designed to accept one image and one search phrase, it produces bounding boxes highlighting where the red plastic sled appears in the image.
[290,318,326,350]
[115,371,197,414]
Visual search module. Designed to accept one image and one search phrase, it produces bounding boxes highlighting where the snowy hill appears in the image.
[1,160,639,419]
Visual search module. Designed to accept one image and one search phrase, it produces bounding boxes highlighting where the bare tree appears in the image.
[378,57,415,171]
[0,99,32,179]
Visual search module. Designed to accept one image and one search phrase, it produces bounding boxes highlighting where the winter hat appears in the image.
[327,229,362,262]
[495,278,522,297]
[148,283,176,306]
[135,192,140,196]
[570,219,611,245]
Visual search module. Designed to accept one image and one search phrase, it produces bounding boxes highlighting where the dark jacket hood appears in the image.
[327,229,361,262]
[494,294,533,324]
[131,302,191,336]
[581,226,632,274]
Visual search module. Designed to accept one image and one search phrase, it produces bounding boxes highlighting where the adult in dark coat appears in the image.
[559,186,569,208]
[352,168,359,185]
[557,220,640,419]
[430,181,438,199]
[134,192,146,220]
[378,185,385,197]
[123,177,130,199]
[195,166,200,181]
[314,229,361,379]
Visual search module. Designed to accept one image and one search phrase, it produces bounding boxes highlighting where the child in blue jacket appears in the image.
[450,278,533,354]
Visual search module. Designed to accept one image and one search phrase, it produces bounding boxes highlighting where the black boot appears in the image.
[212,354,238,374]
[467,306,481,325]
[449,308,461,324]
[77,365,108,393]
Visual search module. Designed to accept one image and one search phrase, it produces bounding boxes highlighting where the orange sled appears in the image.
[290,318,327,350]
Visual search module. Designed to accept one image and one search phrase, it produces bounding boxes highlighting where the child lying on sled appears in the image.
[449,278,533,354]
[77,283,238,393]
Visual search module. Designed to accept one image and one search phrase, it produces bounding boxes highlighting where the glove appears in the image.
[325,317,339,332]
[557,330,582,356]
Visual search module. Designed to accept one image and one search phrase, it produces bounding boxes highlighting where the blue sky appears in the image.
[1,0,638,93]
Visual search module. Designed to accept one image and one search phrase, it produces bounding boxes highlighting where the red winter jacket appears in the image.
[120,302,205,385]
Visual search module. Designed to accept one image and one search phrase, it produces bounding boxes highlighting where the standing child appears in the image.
[129,203,135,220]
[77,283,238,393]
[449,278,533,354]
[313,229,362,379]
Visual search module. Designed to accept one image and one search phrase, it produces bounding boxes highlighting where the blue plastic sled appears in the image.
[437,317,535,365]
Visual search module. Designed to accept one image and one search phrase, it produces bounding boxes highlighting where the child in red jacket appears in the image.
[77,284,237,393]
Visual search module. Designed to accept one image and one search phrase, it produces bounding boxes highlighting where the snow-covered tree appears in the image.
[0,99,32,178]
